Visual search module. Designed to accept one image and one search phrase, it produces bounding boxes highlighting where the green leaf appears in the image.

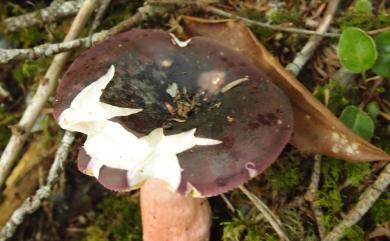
[366,101,380,119]
[354,0,372,13]
[372,31,390,77]
[338,27,377,73]
[339,105,375,141]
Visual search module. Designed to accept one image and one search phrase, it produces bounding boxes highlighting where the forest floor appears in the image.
[0,0,389,241]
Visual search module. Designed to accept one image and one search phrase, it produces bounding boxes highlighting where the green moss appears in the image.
[221,209,275,241]
[0,127,11,150]
[317,158,343,229]
[100,0,144,30]
[338,9,390,31]
[84,194,142,241]
[267,7,301,25]
[370,191,390,225]
[341,225,364,241]
[85,226,107,241]
[266,159,302,191]
[313,81,350,115]
[12,58,50,85]
[344,162,370,187]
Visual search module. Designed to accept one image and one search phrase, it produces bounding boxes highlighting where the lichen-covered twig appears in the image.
[205,6,339,38]
[239,185,291,241]
[323,162,390,241]
[0,35,97,64]
[1,0,84,33]
[0,5,171,64]
[304,155,326,239]
[285,0,340,75]
[0,131,75,241]
[0,0,98,190]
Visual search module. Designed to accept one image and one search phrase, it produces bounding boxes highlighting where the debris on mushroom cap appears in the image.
[53,29,293,197]
[58,65,221,191]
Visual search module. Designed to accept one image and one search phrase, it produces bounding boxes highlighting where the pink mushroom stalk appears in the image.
[53,29,293,240]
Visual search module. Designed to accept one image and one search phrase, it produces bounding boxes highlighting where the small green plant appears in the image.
[338,27,377,74]
[339,105,375,141]
[338,27,390,79]
[372,31,390,77]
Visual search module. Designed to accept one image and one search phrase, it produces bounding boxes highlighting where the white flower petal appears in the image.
[129,153,182,191]
[58,65,142,134]
[169,33,192,47]
[84,121,151,171]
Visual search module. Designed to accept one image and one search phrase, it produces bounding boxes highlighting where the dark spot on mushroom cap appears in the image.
[54,29,293,197]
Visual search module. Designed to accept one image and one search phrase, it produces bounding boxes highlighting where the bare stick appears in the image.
[285,0,340,76]
[1,0,83,33]
[323,162,390,241]
[89,0,112,35]
[0,84,11,101]
[304,155,326,239]
[0,0,98,190]
[0,131,75,241]
[0,5,170,64]
[205,6,339,38]
[239,185,290,241]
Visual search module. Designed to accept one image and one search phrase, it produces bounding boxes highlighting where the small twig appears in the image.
[0,35,97,64]
[205,6,340,38]
[0,84,11,101]
[0,131,75,241]
[220,193,235,213]
[323,162,390,241]
[239,185,290,241]
[1,0,84,33]
[89,0,112,35]
[368,26,390,35]
[0,5,171,64]
[0,0,98,190]
[285,0,340,76]
[304,155,326,239]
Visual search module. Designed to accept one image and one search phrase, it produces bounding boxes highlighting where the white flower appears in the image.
[58,65,221,191]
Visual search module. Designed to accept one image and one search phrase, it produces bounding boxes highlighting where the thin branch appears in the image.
[0,84,11,101]
[0,4,171,64]
[285,0,341,75]
[205,6,340,38]
[239,185,291,241]
[304,155,326,239]
[220,193,235,213]
[1,0,84,33]
[323,162,390,241]
[89,0,112,35]
[0,35,97,64]
[0,0,99,190]
[0,131,75,241]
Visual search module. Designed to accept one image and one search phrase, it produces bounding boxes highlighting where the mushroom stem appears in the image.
[141,179,212,241]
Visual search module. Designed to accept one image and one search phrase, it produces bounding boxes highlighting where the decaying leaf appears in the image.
[181,16,390,162]
[0,137,52,226]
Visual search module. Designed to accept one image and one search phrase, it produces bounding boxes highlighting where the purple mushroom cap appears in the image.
[53,29,293,197]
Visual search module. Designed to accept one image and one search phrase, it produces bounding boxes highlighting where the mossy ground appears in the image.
[0,1,389,241]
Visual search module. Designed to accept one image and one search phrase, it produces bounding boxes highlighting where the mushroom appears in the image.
[53,29,293,240]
